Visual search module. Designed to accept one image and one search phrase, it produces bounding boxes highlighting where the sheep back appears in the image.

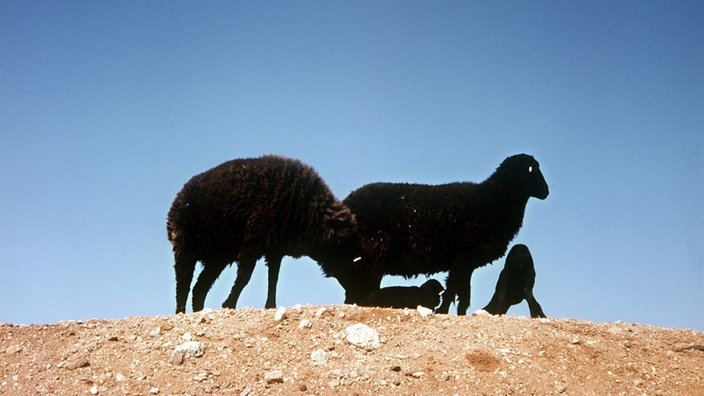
[168,154,356,262]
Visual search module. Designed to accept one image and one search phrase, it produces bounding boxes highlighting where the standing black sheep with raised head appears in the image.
[341,154,549,315]
[358,279,445,310]
[476,244,546,318]
[167,155,358,314]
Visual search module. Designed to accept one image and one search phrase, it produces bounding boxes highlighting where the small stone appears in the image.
[175,341,205,358]
[315,307,327,317]
[182,332,194,341]
[4,345,22,354]
[65,355,90,370]
[90,385,99,395]
[328,379,340,388]
[298,319,312,329]
[274,307,287,322]
[149,387,159,394]
[239,387,252,396]
[391,365,401,372]
[416,306,433,317]
[310,349,329,365]
[193,373,208,382]
[115,373,126,382]
[298,384,307,392]
[264,369,284,384]
[107,336,119,342]
[150,327,162,337]
[570,338,581,345]
[345,323,381,351]
[171,351,185,365]
[412,371,424,378]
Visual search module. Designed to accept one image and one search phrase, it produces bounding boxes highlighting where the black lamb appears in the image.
[167,155,358,314]
[477,244,546,318]
[358,279,445,310]
[340,154,549,315]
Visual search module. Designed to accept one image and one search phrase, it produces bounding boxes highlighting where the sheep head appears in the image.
[319,201,357,241]
[496,154,549,200]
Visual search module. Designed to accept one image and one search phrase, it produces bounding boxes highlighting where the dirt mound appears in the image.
[2,305,703,395]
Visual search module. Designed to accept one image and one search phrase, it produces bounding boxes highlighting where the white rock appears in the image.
[90,385,99,395]
[264,369,284,383]
[310,349,329,365]
[472,309,491,316]
[345,323,381,351]
[416,306,433,317]
[174,341,205,358]
[315,307,327,317]
[181,332,194,341]
[274,307,287,321]
[299,319,312,329]
[115,373,126,382]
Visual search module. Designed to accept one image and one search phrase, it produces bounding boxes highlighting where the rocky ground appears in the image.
[2,305,703,395]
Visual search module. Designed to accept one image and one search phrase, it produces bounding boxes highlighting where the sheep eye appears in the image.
[528,166,533,173]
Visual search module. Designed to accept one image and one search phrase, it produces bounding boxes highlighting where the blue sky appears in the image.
[1,1,702,330]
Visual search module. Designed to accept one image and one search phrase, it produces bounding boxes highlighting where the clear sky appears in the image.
[1,1,702,330]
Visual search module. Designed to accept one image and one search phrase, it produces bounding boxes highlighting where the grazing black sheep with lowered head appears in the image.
[340,154,549,315]
[167,155,358,314]
[475,244,546,318]
[358,279,445,310]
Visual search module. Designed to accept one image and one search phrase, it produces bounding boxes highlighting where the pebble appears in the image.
[175,341,205,358]
[416,306,433,317]
[4,345,22,354]
[89,385,99,395]
[299,319,312,329]
[274,307,287,322]
[264,369,284,384]
[171,351,185,365]
[194,373,208,382]
[65,355,90,370]
[345,323,381,351]
[310,349,329,365]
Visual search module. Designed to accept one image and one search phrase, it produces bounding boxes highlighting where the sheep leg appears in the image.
[221,258,257,309]
[524,288,546,318]
[174,254,197,314]
[264,254,283,309]
[437,270,462,314]
[455,268,475,316]
[191,261,229,312]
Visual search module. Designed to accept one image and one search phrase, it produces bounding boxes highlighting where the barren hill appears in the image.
[2,305,703,395]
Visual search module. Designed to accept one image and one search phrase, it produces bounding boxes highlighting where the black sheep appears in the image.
[341,154,549,315]
[477,244,546,318]
[167,155,358,314]
[358,279,445,310]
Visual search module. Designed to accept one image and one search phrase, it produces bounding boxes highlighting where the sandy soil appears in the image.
[2,305,703,395]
